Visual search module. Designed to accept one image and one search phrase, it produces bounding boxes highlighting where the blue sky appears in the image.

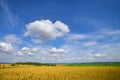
[0,0,120,63]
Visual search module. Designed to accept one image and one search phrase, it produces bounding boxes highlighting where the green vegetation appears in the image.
[64,62,120,66]
[9,62,120,67]
[12,62,56,66]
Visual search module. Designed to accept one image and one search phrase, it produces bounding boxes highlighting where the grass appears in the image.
[64,62,120,66]
[0,66,120,80]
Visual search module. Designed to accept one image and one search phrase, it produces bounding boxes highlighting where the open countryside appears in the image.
[0,62,120,80]
[0,0,120,80]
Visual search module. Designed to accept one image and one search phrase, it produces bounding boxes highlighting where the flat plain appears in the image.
[0,65,120,80]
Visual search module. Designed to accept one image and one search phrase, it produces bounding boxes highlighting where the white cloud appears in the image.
[16,46,69,61]
[31,39,42,44]
[16,46,64,56]
[50,47,68,54]
[88,53,107,58]
[101,29,120,36]
[48,54,60,57]
[31,47,39,53]
[65,33,88,41]
[17,46,49,56]
[24,19,70,43]
[20,47,33,55]
[17,51,24,55]
[4,34,22,44]
[0,42,13,52]
[0,28,120,63]
[21,47,30,51]
[31,47,48,54]
[83,41,98,47]
[12,28,120,62]
[65,29,120,44]
[94,53,106,57]
[63,28,120,61]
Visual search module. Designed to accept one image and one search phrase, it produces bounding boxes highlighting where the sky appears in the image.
[0,0,120,63]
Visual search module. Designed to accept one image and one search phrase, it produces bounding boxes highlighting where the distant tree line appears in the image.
[11,62,56,66]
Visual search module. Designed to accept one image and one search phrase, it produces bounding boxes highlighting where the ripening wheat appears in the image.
[0,66,120,80]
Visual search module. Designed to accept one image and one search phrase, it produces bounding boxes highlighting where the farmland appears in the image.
[0,63,120,80]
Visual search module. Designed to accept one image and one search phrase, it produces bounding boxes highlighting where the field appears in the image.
[0,65,120,80]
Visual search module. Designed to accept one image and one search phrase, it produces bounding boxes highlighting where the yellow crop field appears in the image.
[0,66,120,80]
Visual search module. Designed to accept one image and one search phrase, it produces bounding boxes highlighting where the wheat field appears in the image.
[0,66,120,80]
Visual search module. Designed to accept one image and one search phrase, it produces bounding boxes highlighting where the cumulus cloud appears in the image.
[48,54,60,57]
[21,47,30,51]
[62,28,120,62]
[4,34,22,44]
[17,46,68,57]
[15,46,69,62]
[50,47,68,54]
[24,19,70,43]
[0,42,13,52]
[94,53,106,57]
[0,27,120,63]
[17,46,49,56]
[19,47,34,55]
[31,39,42,44]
